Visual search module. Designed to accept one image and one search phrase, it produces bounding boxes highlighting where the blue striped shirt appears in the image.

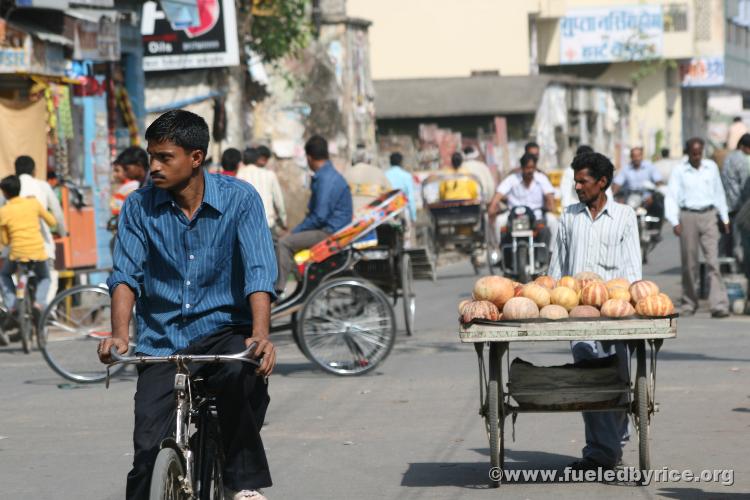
[549,196,642,283]
[107,170,277,356]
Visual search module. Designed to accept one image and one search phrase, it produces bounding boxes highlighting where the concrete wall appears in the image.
[347,0,535,78]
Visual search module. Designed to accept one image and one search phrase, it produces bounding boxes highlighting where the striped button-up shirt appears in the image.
[549,196,642,282]
[665,158,729,227]
[107,170,277,356]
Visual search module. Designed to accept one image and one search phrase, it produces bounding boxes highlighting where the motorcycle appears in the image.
[497,206,550,283]
[623,181,664,264]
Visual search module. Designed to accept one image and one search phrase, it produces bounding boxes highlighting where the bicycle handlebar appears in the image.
[105,343,261,388]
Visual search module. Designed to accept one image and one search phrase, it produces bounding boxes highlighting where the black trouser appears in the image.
[126,328,272,500]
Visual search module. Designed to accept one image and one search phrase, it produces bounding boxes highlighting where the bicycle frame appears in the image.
[106,345,260,498]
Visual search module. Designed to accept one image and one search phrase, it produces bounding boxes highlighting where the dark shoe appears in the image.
[567,457,614,471]
[711,310,730,318]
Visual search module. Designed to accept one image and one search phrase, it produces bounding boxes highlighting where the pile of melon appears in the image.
[459,272,675,323]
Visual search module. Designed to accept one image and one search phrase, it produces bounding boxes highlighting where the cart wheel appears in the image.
[400,253,416,336]
[635,342,651,474]
[296,278,396,376]
[487,343,505,487]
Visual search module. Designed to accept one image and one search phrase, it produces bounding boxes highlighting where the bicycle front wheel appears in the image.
[150,447,186,500]
[38,285,128,383]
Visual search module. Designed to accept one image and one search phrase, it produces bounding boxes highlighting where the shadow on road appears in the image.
[657,487,745,499]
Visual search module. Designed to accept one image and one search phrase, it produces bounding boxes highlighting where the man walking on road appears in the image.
[237,147,288,237]
[720,133,750,259]
[98,110,277,500]
[549,152,641,471]
[665,138,730,318]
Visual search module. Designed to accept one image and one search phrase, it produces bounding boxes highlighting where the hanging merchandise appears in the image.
[57,86,75,141]
[117,86,140,146]
[44,87,58,142]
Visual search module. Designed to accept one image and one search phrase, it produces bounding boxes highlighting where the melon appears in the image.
[534,275,556,290]
[574,271,603,281]
[473,276,515,309]
[570,305,601,318]
[601,298,636,318]
[461,300,502,323]
[521,283,551,308]
[458,299,471,315]
[635,294,674,317]
[608,286,631,303]
[514,282,524,297]
[550,286,579,311]
[502,297,540,320]
[557,276,580,292]
[629,280,660,303]
[581,282,609,308]
[540,304,569,320]
[606,278,630,290]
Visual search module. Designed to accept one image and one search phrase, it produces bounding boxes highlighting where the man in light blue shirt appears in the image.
[385,152,416,222]
[612,147,664,216]
[665,137,730,317]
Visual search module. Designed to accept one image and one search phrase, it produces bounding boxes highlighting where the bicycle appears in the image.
[106,343,261,499]
[38,284,135,383]
[10,261,39,354]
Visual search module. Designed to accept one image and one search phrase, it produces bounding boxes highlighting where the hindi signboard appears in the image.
[680,56,725,87]
[560,6,663,65]
[141,0,239,71]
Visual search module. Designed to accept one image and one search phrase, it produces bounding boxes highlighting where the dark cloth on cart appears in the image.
[275,229,330,292]
[126,328,271,500]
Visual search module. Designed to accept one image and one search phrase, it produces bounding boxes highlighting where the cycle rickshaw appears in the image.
[420,173,494,275]
[38,190,413,381]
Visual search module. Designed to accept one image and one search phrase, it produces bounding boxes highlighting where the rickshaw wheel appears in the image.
[296,278,396,376]
[400,253,416,336]
[487,343,504,487]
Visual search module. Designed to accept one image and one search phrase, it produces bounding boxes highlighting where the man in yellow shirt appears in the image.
[439,153,479,201]
[0,175,57,320]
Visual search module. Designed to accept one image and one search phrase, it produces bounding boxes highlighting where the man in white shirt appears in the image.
[665,138,730,318]
[550,151,641,471]
[461,146,495,203]
[13,156,66,302]
[237,147,287,237]
[489,153,557,250]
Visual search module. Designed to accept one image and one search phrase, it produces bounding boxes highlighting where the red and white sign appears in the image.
[141,0,239,71]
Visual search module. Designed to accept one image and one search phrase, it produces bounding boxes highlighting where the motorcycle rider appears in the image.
[489,153,556,262]
[611,147,665,216]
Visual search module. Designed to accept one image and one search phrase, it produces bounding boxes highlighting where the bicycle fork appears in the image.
[174,371,196,498]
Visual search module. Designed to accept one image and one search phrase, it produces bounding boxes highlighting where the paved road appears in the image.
[1,233,748,499]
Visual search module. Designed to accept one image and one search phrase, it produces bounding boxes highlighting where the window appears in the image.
[663,3,688,32]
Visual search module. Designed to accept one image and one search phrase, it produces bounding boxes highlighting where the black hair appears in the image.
[519,152,537,167]
[575,145,594,156]
[14,155,35,176]
[463,146,475,155]
[221,148,242,172]
[243,147,259,165]
[0,175,21,198]
[738,133,750,149]
[734,116,743,122]
[256,145,272,159]
[525,141,539,152]
[305,135,329,160]
[685,137,705,151]
[145,109,209,155]
[390,152,403,166]
[115,146,149,171]
[660,148,670,158]
[451,152,463,168]
[571,152,614,189]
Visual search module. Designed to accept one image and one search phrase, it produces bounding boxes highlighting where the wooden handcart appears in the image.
[460,317,677,487]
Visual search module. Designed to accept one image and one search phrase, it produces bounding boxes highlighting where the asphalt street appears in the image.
[0,232,748,499]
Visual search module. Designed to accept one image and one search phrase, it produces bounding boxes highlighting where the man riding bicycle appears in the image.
[98,110,277,500]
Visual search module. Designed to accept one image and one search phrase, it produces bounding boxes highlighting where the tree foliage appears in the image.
[248,0,311,64]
